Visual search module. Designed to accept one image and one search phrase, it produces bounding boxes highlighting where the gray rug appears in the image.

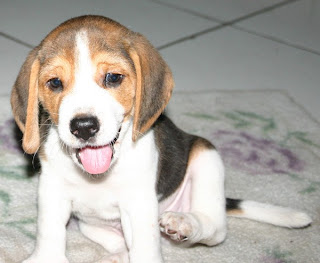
[0,90,319,263]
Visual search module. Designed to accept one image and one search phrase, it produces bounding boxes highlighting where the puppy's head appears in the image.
[11,15,174,174]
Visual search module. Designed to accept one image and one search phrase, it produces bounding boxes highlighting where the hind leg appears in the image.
[159,149,227,246]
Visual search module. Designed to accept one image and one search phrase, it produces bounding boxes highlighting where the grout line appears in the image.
[157,24,224,50]
[232,25,320,56]
[0,32,34,49]
[152,0,224,24]
[156,0,301,50]
[2,0,315,56]
[218,0,301,24]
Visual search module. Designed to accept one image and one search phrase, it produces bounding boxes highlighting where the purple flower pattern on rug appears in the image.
[0,119,22,154]
[211,130,305,175]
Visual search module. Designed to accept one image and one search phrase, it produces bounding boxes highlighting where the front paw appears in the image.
[22,255,69,263]
[95,252,129,263]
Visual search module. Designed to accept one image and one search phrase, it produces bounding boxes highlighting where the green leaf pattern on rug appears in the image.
[184,112,219,121]
[0,218,36,240]
[0,190,10,217]
[0,165,36,239]
[281,131,320,149]
[261,246,295,263]
[0,165,32,181]
[223,110,276,133]
[0,187,36,240]
[184,110,320,194]
[0,119,37,240]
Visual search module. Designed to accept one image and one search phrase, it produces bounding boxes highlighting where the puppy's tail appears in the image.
[226,198,312,228]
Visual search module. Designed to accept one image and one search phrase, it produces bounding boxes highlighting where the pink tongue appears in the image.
[78,145,113,174]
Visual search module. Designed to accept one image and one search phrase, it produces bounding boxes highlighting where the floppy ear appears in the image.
[130,34,174,141]
[11,48,41,154]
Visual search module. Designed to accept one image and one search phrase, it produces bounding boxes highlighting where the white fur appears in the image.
[188,150,227,245]
[23,128,73,263]
[159,150,227,246]
[26,124,163,263]
[232,200,312,228]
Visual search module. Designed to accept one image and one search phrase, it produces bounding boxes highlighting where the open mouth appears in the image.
[75,129,120,175]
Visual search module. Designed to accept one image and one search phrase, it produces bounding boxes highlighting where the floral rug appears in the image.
[0,90,319,263]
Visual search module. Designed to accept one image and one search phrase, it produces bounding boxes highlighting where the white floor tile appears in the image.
[0,0,216,48]
[154,0,282,21]
[237,0,320,54]
[0,37,30,96]
[2,0,319,122]
[160,28,320,122]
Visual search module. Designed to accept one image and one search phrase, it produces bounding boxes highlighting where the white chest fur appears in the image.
[41,124,159,229]
[69,182,121,225]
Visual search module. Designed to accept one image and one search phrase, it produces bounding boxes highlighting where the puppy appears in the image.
[11,15,311,263]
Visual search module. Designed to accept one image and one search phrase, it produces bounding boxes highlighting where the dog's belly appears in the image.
[67,163,192,234]
[70,186,122,229]
[159,171,192,214]
[73,202,120,226]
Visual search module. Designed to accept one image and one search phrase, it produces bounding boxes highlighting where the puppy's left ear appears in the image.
[129,34,174,141]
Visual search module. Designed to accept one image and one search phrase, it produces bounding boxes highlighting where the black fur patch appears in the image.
[38,105,52,154]
[226,198,242,211]
[153,115,214,201]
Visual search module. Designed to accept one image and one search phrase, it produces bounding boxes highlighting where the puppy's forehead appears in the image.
[39,20,133,67]
[75,31,91,71]
[74,30,128,64]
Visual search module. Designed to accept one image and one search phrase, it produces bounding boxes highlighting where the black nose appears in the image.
[70,116,100,141]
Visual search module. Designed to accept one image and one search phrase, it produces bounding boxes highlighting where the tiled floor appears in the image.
[1,0,319,122]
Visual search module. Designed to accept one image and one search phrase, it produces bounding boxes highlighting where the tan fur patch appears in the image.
[131,50,143,140]
[188,137,216,163]
[227,209,244,216]
[23,59,41,154]
[38,56,74,124]
[92,52,136,119]
[130,34,174,141]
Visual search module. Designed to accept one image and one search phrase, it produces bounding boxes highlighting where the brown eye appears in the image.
[47,78,63,92]
[104,73,124,87]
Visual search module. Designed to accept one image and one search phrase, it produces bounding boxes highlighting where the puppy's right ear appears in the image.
[11,47,41,154]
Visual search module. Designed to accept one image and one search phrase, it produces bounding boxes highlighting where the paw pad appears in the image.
[159,212,194,242]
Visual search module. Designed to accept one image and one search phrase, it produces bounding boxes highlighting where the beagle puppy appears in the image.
[11,15,311,263]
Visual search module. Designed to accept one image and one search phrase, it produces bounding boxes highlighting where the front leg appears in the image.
[24,169,71,263]
[119,188,163,263]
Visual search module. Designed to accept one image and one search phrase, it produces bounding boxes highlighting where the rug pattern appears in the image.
[0,90,319,262]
